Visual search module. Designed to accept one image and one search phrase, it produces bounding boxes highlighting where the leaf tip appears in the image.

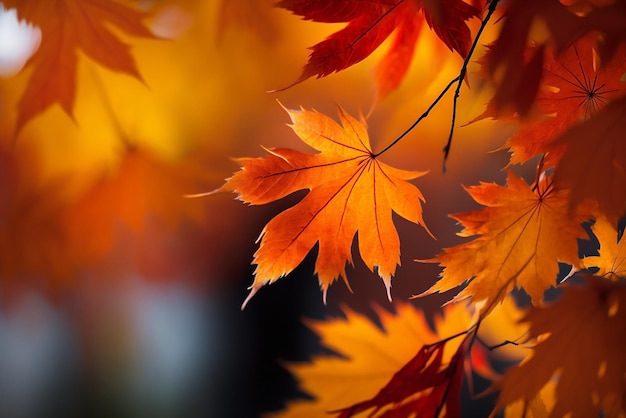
[183,187,222,198]
[275,98,288,112]
[422,223,437,240]
[410,282,439,299]
[267,75,307,93]
[241,283,262,310]
[275,99,301,124]
[384,279,392,302]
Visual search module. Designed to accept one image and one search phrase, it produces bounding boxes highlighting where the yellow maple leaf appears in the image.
[419,172,588,313]
[216,104,430,307]
[583,217,626,281]
[268,302,474,418]
[493,277,626,418]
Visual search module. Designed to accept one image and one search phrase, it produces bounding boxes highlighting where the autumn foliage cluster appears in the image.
[217,0,626,416]
[1,0,625,417]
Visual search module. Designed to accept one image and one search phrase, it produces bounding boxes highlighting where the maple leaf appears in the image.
[3,0,155,132]
[493,277,626,418]
[216,104,430,307]
[479,0,626,118]
[480,0,580,117]
[502,36,626,166]
[583,217,626,280]
[334,337,468,418]
[276,0,479,99]
[268,302,485,418]
[540,37,626,120]
[419,172,588,312]
[549,95,626,223]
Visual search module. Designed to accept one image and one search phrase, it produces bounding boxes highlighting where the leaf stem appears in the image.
[476,329,531,351]
[424,322,477,349]
[487,339,521,350]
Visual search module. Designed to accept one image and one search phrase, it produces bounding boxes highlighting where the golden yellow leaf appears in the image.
[268,302,473,418]
[583,217,626,280]
[420,172,588,313]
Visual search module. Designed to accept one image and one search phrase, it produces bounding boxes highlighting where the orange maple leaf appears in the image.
[503,36,626,166]
[493,277,626,418]
[276,0,479,100]
[583,217,626,281]
[419,172,588,312]
[540,37,626,120]
[216,104,430,307]
[481,0,626,118]
[3,0,155,132]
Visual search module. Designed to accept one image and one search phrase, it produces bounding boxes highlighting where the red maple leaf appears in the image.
[276,0,479,98]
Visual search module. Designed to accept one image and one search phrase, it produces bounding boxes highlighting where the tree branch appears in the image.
[375,0,501,170]
[442,0,501,171]
[373,76,460,157]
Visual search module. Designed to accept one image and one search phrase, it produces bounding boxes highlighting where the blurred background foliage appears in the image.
[0,1,520,416]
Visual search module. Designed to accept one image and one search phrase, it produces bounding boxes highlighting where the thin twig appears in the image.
[476,335,531,351]
[487,339,521,350]
[374,76,460,157]
[443,0,501,172]
[423,322,478,351]
[375,0,501,168]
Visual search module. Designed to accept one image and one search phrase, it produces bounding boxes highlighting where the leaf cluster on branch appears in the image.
[213,0,626,416]
[1,0,625,416]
